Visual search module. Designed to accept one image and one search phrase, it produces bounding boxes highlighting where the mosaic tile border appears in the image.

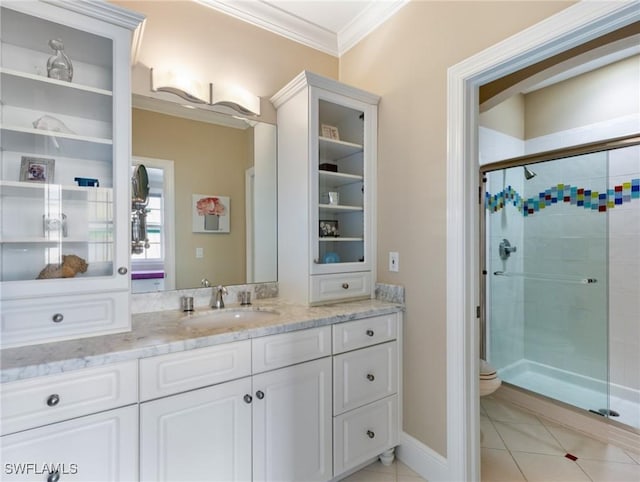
[486,178,640,216]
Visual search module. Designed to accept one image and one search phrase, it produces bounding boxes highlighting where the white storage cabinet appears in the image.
[271,71,379,305]
[0,361,139,482]
[139,327,333,482]
[0,1,143,347]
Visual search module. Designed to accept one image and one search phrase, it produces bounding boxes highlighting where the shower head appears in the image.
[523,165,537,180]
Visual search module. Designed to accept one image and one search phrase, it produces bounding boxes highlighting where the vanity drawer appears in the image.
[333,395,399,475]
[0,291,130,348]
[0,360,138,436]
[333,341,398,415]
[333,313,398,354]
[310,272,371,304]
[139,340,252,401]
[252,326,331,373]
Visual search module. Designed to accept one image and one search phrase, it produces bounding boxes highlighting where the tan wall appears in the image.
[132,108,251,288]
[112,0,339,123]
[480,94,525,139]
[525,55,640,139]
[339,0,574,456]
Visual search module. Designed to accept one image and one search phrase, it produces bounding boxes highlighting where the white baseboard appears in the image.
[396,431,449,481]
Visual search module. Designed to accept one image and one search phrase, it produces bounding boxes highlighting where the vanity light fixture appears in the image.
[150,68,210,104]
[211,83,261,116]
[150,68,260,116]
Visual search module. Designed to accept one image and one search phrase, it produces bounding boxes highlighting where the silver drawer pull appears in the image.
[366,373,375,382]
[118,266,128,275]
[243,394,253,404]
[256,390,265,400]
[366,430,375,439]
[341,283,349,289]
[52,313,64,323]
[46,394,60,407]
[47,470,60,482]
[366,329,374,337]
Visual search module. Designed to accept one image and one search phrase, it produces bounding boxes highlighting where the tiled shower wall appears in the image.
[521,153,608,382]
[608,145,640,393]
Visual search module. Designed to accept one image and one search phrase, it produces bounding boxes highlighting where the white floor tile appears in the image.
[396,461,420,478]
[577,458,640,482]
[511,452,592,481]
[481,419,507,450]
[493,421,565,456]
[362,460,396,474]
[482,398,542,425]
[481,448,526,482]
[542,420,636,463]
[625,450,640,464]
[340,469,396,482]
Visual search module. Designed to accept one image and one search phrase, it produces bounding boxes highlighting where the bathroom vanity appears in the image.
[0,298,403,482]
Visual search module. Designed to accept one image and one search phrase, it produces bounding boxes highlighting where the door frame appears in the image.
[446,1,640,480]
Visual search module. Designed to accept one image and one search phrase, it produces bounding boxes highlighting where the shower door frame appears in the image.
[479,133,640,412]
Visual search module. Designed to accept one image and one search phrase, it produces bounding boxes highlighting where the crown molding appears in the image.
[338,0,408,55]
[196,0,408,57]
[42,0,145,30]
[196,0,337,56]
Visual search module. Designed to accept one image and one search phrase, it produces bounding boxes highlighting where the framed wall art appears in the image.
[20,156,55,183]
[192,194,230,233]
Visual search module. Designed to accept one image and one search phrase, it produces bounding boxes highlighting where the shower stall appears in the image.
[481,135,640,432]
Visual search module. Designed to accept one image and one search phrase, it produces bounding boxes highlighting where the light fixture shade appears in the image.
[212,83,261,116]
[150,68,210,104]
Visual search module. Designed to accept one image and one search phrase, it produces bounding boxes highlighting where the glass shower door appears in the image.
[483,150,610,417]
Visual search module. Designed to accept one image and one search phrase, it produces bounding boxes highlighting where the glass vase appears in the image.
[47,39,73,82]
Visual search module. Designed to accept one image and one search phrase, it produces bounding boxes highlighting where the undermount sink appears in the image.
[181,308,280,327]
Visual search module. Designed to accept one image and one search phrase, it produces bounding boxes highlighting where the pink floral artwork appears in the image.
[192,194,230,233]
[196,196,226,216]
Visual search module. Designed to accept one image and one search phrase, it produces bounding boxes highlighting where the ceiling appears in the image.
[195,0,409,57]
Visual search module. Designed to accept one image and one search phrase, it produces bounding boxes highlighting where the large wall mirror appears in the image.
[130,96,277,293]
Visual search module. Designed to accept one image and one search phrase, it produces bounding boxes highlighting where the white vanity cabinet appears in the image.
[251,328,333,482]
[0,361,139,482]
[139,341,253,482]
[332,313,401,475]
[139,328,333,482]
[0,1,143,348]
[271,71,379,305]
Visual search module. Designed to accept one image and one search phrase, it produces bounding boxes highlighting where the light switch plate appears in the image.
[389,251,399,272]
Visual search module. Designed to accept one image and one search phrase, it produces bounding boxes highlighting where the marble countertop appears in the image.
[0,298,403,383]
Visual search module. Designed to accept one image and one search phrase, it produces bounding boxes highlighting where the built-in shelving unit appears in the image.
[0,0,143,348]
[272,70,379,304]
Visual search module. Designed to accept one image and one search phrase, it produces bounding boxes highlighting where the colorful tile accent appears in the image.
[486,178,640,217]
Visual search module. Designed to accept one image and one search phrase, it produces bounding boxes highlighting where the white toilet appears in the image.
[479,359,501,396]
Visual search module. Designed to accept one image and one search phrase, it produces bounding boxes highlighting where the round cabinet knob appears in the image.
[243,394,253,404]
[366,373,375,382]
[117,266,128,275]
[255,390,265,400]
[366,430,375,439]
[46,394,60,407]
[341,283,349,289]
[47,470,60,482]
[52,313,64,323]
[366,329,374,337]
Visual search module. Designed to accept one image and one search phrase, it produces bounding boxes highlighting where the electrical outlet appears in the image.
[389,251,399,272]
[196,247,204,258]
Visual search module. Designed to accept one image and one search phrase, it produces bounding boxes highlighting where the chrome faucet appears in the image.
[212,285,227,309]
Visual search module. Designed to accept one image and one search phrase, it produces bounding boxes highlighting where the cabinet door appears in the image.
[0,2,135,297]
[140,377,252,482]
[0,405,137,482]
[252,357,332,482]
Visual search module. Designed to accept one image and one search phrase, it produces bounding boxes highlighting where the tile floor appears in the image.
[340,394,640,482]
